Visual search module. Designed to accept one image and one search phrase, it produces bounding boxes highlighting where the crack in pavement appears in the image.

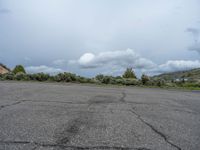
[0,100,26,111]
[21,99,89,105]
[0,140,151,150]
[6,98,160,106]
[31,146,38,150]
[129,108,181,150]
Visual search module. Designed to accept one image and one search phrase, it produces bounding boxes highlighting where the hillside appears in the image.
[0,63,10,74]
[152,68,200,81]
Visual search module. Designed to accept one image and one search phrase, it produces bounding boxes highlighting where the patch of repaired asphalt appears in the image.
[55,113,93,145]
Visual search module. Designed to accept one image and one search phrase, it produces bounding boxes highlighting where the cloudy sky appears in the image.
[0,0,200,77]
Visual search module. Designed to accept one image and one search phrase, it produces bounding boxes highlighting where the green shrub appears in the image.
[141,74,150,85]
[156,79,165,87]
[3,73,15,80]
[182,82,200,88]
[123,79,140,86]
[144,79,156,86]
[165,82,177,88]
[0,74,3,80]
[14,72,30,81]
[95,75,113,84]
[76,76,87,83]
[29,73,50,81]
[114,78,124,85]
[54,72,77,82]
[102,76,111,84]
[0,74,5,81]
[13,65,26,74]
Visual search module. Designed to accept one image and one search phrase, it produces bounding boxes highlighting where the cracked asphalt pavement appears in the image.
[0,81,200,150]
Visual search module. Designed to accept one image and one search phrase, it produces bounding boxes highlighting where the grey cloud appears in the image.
[188,43,200,53]
[186,28,199,43]
[24,57,32,62]
[0,8,11,14]
[151,60,200,74]
[71,49,200,76]
[186,28,199,35]
[52,59,67,66]
[186,27,200,53]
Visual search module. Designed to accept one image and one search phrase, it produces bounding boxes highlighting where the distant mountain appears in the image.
[152,68,200,81]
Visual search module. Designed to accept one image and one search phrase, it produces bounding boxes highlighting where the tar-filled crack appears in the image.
[0,100,26,111]
[0,140,151,150]
[130,108,181,150]
[20,99,89,105]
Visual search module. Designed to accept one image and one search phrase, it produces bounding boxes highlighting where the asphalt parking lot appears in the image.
[0,81,200,150]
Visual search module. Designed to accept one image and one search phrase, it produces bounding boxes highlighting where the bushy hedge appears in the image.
[123,79,141,86]
[53,72,76,82]
[95,74,141,85]
[0,72,97,84]
[2,73,15,80]
[1,71,200,89]
[15,72,30,81]
[29,73,50,81]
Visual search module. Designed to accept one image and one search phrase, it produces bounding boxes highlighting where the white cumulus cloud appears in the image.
[26,65,64,74]
[75,49,156,69]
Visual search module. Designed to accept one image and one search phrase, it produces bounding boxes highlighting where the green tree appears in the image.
[122,68,137,79]
[141,74,150,85]
[13,65,26,74]
[95,74,104,82]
